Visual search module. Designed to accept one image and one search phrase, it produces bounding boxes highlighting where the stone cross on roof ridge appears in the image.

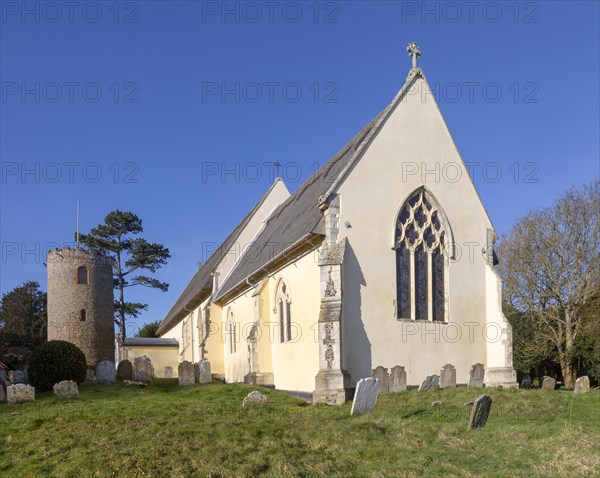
[407,41,421,69]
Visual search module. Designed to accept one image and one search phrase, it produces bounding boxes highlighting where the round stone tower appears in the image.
[47,247,115,366]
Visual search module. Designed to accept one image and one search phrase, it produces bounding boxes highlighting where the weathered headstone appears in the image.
[117,360,133,380]
[178,361,195,386]
[243,390,267,407]
[389,366,407,393]
[418,374,439,392]
[133,356,154,382]
[96,361,116,385]
[351,377,381,415]
[9,370,26,384]
[468,363,485,387]
[371,366,389,394]
[86,368,95,381]
[574,376,590,395]
[53,380,79,399]
[7,384,35,404]
[520,375,532,388]
[164,366,173,379]
[440,364,457,389]
[195,359,212,384]
[467,394,492,429]
[432,400,443,407]
[541,376,556,391]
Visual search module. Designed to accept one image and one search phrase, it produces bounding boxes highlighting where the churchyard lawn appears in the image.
[1,381,598,477]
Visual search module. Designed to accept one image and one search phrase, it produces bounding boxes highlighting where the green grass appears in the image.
[1,381,599,477]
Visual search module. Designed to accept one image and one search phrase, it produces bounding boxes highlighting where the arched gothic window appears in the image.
[227,308,236,354]
[395,188,448,322]
[276,280,292,343]
[77,266,88,285]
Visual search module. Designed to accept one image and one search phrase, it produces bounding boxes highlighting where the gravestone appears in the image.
[440,364,457,389]
[389,366,407,393]
[541,376,556,391]
[117,360,133,380]
[467,394,492,429]
[351,377,381,415]
[124,380,146,388]
[178,361,195,386]
[243,390,267,407]
[7,384,35,404]
[419,374,439,392]
[468,363,485,387]
[520,375,532,388]
[96,361,116,385]
[133,356,154,382]
[9,370,26,384]
[195,360,212,384]
[53,380,79,399]
[574,376,590,395]
[371,366,389,394]
[86,368,95,381]
[164,366,173,379]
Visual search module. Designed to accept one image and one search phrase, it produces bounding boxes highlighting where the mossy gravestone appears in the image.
[178,361,195,386]
[574,376,590,395]
[468,394,492,430]
[419,374,439,392]
[389,366,407,393]
[117,360,133,381]
[96,361,116,385]
[371,366,389,394]
[133,356,154,382]
[542,376,556,391]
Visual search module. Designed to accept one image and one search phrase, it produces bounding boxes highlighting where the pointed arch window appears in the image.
[227,308,236,354]
[276,280,292,343]
[77,266,88,285]
[395,188,448,322]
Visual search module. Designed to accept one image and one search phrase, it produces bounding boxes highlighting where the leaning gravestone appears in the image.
[520,375,532,388]
[96,361,116,385]
[371,366,389,394]
[351,377,381,415]
[53,380,79,399]
[468,363,485,387]
[133,356,154,382]
[195,360,212,384]
[178,361,195,386]
[574,376,590,395]
[541,376,556,391]
[440,364,457,389]
[389,366,407,393]
[468,394,492,429]
[419,374,439,392]
[7,384,35,404]
[164,366,173,379]
[117,360,133,380]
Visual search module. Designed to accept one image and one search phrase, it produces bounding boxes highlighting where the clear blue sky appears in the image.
[1,1,599,334]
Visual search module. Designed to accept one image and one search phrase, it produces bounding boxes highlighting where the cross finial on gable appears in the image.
[407,41,421,69]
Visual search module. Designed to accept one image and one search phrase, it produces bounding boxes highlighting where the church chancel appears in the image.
[157,43,518,402]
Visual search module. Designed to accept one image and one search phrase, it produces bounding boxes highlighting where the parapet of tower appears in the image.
[47,247,115,366]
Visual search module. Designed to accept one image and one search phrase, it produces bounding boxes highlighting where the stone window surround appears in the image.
[273,277,293,344]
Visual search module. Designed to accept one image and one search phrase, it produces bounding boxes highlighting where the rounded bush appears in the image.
[29,340,87,391]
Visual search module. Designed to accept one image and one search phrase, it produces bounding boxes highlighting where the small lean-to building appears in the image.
[157,44,518,403]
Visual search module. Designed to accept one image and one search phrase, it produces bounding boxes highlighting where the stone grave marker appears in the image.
[468,363,485,387]
[86,368,95,381]
[419,374,439,392]
[574,376,590,395]
[96,361,116,385]
[468,394,492,429]
[178,361,195,386]
[117,360,133,380]
[389,366,407,393]
[371,366,389,394]
[351,377,381,415]
[164,366,173,379]
[541,376,556,391]
[440,364,457,389]
[243,390,267,407]
[520,375,532,388]
[196,360,212,384]
[7,384,35,404]
[133,356,154,382]
[53,380,79,399]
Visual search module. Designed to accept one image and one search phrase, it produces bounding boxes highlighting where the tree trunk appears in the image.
[560,360,576,389]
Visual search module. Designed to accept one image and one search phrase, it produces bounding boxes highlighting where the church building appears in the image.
[156,43,518,403]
